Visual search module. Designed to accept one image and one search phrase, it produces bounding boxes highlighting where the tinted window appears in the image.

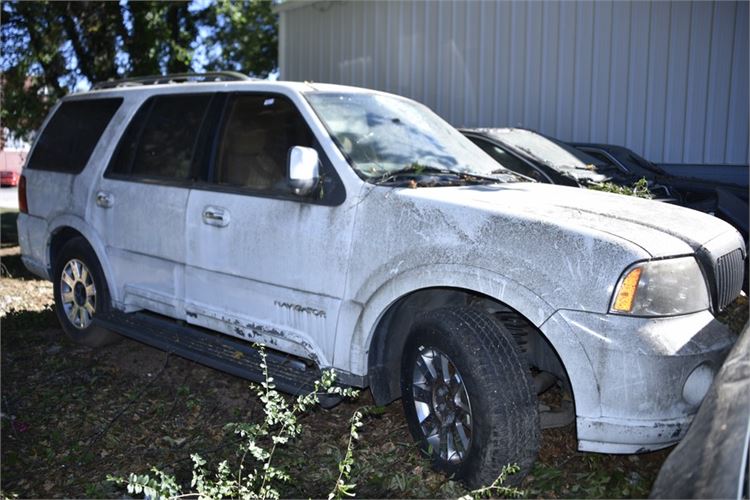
[110,94,211,181]
[468,137,546,181]
[27,98,122,173]
[214,95,313,193]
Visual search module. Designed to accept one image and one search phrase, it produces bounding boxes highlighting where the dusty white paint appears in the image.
[278,0,749,166]
[18,80,744,456]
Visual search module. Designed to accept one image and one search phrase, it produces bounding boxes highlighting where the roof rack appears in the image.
[92,71,252,90]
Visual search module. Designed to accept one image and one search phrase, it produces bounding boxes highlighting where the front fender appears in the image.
[335,263,556,376]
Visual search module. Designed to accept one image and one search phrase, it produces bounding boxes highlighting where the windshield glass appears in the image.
[489,128,607,172]
[624,150,666,174]
[305,92,518,183]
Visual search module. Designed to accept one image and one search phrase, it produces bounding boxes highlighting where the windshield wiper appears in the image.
[489,168,534,182]
[375,164,505,185]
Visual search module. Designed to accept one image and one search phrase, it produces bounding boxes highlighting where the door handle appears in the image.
[95,191,114,208]
[202,206,230,227]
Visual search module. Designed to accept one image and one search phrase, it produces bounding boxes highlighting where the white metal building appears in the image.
[277,0,748,181]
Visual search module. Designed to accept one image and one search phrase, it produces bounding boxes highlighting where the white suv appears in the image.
[17,73,745,486]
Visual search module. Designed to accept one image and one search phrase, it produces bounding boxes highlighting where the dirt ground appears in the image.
[1,245,747,498]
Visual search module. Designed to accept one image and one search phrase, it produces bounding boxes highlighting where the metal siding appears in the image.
[644,1,671,161]
[280,0,748,165]
[726,0,749,164]
[573,1,594,140]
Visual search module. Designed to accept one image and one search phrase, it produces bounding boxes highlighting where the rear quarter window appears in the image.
[26,98,123,173]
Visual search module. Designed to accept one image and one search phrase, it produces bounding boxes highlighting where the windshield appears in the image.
[489,128,608,172]
[624,150,667,175]
[305,92,519,183]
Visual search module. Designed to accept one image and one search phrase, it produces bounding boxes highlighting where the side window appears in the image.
[27,98,122,173]
[214,94,313,194]
[469,137,545,181]
[109,94,212,182]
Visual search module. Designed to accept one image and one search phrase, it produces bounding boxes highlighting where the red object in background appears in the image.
[0,149,26,187]
[18,175,28,213]
[0,170,20,186]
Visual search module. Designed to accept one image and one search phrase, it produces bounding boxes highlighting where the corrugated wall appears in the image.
[279,0,749,166]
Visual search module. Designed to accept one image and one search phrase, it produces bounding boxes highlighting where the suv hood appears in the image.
[405,182,735,258]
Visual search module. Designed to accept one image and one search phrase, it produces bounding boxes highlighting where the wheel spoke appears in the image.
[80,266,89,284]
[440,355,452,383]
[446,427,461,463]
[69,304,80,324]
[85,284,96,297]
[454,392,470,413]
[62,291,75,305]
[71,261,81,280]
[438,425,449,459]
[78,307,87,327]
[412,384,432,404]
[84,301,96,317]
[422,413,439,435]
[455,420,471,450]
[416,352,437,383]
[62,272,76,289]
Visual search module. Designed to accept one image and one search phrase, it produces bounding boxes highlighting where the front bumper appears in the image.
[541,309,736,454]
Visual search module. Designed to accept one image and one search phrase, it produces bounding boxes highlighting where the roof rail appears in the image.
[92,71,252,90]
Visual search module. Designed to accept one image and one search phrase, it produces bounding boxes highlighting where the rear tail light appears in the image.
[18,175,28,214]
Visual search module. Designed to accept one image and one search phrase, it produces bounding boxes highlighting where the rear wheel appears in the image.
[53,237,120,347]
[401,307,539,488]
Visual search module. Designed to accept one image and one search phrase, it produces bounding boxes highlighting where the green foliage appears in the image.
[202,0,278,78]
[0,0,278,140]
[328,408,365,499]
[587,177,653,198]
[460,464,524,499]
[109,346,361,499]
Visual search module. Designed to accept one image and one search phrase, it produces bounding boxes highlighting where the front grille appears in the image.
[715,249,744,311]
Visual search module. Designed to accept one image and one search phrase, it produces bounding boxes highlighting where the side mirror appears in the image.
[287,146,320,196]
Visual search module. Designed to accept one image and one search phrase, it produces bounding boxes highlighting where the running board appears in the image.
[94,310,327,398]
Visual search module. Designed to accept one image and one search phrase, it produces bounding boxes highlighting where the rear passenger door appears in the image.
[90,93,215,318]
[183,92,353,367]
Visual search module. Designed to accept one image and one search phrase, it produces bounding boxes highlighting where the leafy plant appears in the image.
[460,464,524,499]
[587,177,653,198]
[108,346,360,500]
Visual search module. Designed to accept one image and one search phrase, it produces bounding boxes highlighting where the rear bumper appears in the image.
[17,212,50,280]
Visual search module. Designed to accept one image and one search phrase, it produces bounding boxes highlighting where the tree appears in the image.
[202,0,278,78]
[0,0,278,140]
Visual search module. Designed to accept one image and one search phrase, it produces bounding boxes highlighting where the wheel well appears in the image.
[366,287,573,407]
[49,227,86,273]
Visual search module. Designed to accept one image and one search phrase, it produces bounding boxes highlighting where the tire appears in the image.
[52,237,120,347]
[401,307,540,488]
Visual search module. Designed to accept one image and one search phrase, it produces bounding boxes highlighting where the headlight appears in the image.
[610,257,709,316]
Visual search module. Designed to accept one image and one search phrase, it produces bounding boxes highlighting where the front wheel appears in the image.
[52,237,120,347]
[401,307,540,488]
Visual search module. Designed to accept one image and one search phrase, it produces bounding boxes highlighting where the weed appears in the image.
[588,177,652,198]
[461,464,524,499]
[109,347,360,499]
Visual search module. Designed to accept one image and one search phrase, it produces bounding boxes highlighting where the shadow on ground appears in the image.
[1,209,18,247]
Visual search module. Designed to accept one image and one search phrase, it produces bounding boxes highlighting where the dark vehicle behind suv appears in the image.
[573,142,749,243]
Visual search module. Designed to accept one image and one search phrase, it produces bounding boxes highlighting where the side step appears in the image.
[95,310,325,397]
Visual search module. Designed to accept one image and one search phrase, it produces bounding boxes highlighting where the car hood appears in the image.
[404,182,736,258]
